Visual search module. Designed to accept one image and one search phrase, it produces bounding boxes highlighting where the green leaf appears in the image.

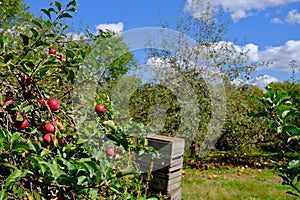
[0,163,18,171]
[251,96,268,106]
[0,71,9,77]
[77,176,87,185]
[67,7,77,13]
[0,190,7,200]
[10,132,22,147]
[48,7,56,14]
[41,9,51,20]
[32,20,43,29]
[22,105,33,113]
[106,134,120,146]
[27,140,37,152]
[45,20,52,27]
[76,138,87,144]
[268,120,278,129]
[282,110,290,118]
[288,160,300,169]
[0,129,5,140]
[288,135,300,143]
[67,0,78,7]
[44,60,57,66]
[35,40,49,47]
[47,158,66,180]
[5,169,28,188]
[266,86,275,100]
[60,13,73,19]
[33,190,41,200]
[26,156,48,174]
[283,125,300,135]
[110,184,121,194]
[20,34,29,45]
[275,105,294,113]
[45,33,55,38]
[56,175,77,185]
[66,49,75,58]
[30,28,39,38]
[78,159,96,178]
[0,37,3,48]
[277,126,282,134]
[103,120,118,130]
[40,149,52,157]
[16,113,24,121]
[51,1,62,11]
[120,139,129,151]
[274,93,288,104]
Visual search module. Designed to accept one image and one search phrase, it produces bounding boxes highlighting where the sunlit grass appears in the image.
[181,167,297,200]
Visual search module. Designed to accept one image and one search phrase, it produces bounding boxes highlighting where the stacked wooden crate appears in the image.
[138,134,185,200]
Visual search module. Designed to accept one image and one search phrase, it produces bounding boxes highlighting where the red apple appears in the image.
[106,147,114,156]
[95,104,105,114]
[60,54,66,61]
[43,133,53,145]
[38,98,45,105]
[48,98,60,111]
[20,76,32,87]
[49,48,56,55]
[17,118,28,130]
[44,122,55,133]
[2,97,14,107]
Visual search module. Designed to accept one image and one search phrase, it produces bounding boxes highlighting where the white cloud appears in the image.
[285,9,300,24]
[247,75,280,89]
[185,0,300,22]
[233,75,280,90]
[145,40,300,80]
[258,40,300,71]
[214,40,300,72]
[271,17,284,23]
[271,9,300,24]
[95,22,124,33]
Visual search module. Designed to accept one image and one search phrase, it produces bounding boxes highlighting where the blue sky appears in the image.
[24,0,300,88]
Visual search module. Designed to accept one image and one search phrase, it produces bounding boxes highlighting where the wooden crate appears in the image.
[139,134,185,194]
[167,187,182,200]
[146,134,185,158]
[138,134,185,172]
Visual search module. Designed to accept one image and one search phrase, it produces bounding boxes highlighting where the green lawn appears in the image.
[181,167,297,200]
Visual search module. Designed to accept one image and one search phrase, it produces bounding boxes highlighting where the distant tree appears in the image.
[0,0,33,27]
[133,0,259,157]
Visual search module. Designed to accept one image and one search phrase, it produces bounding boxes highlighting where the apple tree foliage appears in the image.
[0,1,161,199]
[253,86,300,197]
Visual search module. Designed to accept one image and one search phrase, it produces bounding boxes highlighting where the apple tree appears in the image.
[0,1,160,199]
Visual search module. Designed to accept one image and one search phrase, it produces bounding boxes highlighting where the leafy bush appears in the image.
[253,86,300,198]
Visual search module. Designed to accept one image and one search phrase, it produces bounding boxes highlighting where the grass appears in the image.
[181,167,298,200]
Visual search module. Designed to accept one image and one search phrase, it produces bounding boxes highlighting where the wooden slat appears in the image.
[138,156,183,172]
[167,187,182,200]
[148,175,182,192]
